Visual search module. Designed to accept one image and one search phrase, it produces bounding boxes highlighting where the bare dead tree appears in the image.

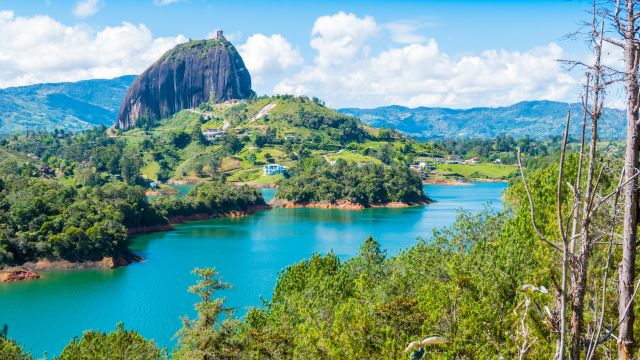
[516,13,614,359]
[597,1,640,357]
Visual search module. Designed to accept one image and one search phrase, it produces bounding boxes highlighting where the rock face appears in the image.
[116,35,252,129]
[0,267,40,282]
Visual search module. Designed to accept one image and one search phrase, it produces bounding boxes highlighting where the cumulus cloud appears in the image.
[311,11,378,67]
[273,12,579,108]
[0,11,187,88]
[238,33,303,85]
[73,0,102,17]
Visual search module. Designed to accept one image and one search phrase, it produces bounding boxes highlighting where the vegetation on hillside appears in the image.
[0,157,264,268]
[276,157,428,206]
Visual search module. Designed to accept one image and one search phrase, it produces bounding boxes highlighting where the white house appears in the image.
[264,164,286,175]
[202,129,225,141]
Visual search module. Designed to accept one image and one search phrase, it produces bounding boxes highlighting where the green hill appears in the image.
[116,95,423,185]
[0,76,135,134]
[339,100,626,140]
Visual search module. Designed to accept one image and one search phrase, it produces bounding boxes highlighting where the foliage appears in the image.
[173,268,243,360]
[0,175,167,266]
[57,323,165,360]
[0,337,32,360]
[152,181,265,220]
[276,157,427,206]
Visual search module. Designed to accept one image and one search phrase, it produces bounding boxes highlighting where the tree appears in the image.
[222,135,242,155]
[247,152,257,166]
[120,149,142,185]
[58,323,165,360]
[174,268,241,359]
[207,155,222,179]
[592,2,640,357]
[191,126,207,145]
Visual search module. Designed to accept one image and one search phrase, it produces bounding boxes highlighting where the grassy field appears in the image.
[325,150,380,164]
[141,161,160,180]
[434,163,518,179]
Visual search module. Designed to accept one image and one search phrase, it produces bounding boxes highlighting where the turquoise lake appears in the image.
[0,182,507,356]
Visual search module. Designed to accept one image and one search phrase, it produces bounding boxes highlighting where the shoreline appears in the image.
[0,253,144,283]
[423,178,508,185]
[270,199,432,210]
[2,204,271,283]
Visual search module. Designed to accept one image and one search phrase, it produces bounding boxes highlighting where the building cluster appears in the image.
[409,154,483,177]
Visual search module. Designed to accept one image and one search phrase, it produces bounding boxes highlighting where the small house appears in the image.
[445,155,462,164]
[264,164,286,176]
[202,129,225,141]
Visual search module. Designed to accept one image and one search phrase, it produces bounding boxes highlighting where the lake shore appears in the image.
[2,204,272,283]
[0,253,144,283]
[423,178,508,185]
[270,199,432,210]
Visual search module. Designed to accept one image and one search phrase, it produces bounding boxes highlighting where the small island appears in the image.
[273,158,430,209]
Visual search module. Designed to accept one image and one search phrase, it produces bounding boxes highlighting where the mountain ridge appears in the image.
[339,100,625,139]
[0,73,626,139]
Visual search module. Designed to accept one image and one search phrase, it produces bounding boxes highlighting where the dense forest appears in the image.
[0,160,264,267]
[275,157,428,206]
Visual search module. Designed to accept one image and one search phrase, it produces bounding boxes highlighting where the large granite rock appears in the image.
[116,35,252,129]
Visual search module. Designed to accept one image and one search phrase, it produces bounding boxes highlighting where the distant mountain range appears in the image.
[0,75,626,139]
[339,101,626,140]
[0,75,135,134]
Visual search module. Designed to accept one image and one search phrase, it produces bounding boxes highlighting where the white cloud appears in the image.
[0,11,187,88]
[383,21,428,44]
[73,0,102,18]
[310,11,378,67]
[238,33,303,86]
[273,12,579,108]
[153,0,180,5]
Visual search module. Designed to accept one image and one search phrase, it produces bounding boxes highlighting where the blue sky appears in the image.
[0,0,603,108]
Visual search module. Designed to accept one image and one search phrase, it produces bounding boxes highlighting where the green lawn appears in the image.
[434,163,517,179]
[141,162,160,180]
[325,150,381,164]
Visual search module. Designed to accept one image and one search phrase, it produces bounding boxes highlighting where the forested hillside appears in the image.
[0,76,134,134]
[340,100,626,140]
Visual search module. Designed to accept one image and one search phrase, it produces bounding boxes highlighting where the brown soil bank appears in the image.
[1,253,143,283]
[270,199,431,210]
[0,267,40,282]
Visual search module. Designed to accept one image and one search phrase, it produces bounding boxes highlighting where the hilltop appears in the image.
[339,100,626,140]
[117,34,253,129]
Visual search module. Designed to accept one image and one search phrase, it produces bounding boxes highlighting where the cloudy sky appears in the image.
[0,0,610,108]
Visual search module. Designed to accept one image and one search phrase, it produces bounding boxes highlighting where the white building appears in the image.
[263,164,286,175]
[202,129,225,141]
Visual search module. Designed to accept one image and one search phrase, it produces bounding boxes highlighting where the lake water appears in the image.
[0,182,507,356]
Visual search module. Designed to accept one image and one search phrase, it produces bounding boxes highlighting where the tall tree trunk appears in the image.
[619,23,639,359]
